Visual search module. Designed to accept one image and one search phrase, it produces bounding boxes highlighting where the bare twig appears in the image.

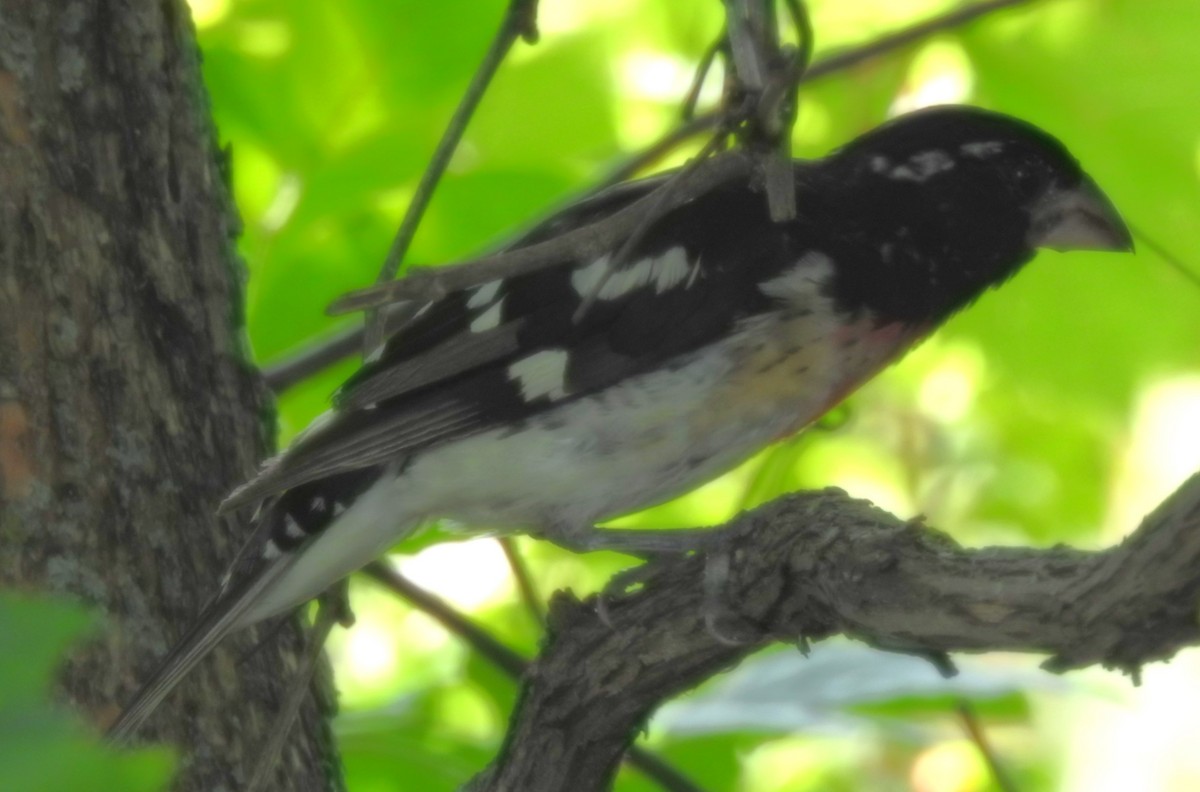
[263,304,423,392]
[364,562,526,676]
[681,34,725,122]
[803,0,1034,81]
[617,751,707,792]
[572,130,730,323]
[956,701,1020,792]
[327,152,753,315]
[724,0,768,91]
[499,538,545,626]
[245,598,342,792]
[264,0,1044,392]
[362,0,540,355]
[361,562,707,792]
[1128,220,1200,293]
[264,324,362,393]
[599,0,1036,189]
[781,0,815,76]
[594,111,723,193]
[469,474,1200,791]
[334,0,1033,318]
[723,0,803,221]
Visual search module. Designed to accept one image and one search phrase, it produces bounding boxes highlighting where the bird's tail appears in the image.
[107,478,426,744]
[105,553,296,745]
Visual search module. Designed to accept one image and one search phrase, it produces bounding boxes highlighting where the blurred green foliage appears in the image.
[27,0,1193,789]
[0,597,173,792]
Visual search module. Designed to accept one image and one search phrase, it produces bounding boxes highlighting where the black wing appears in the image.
[222,176,810,512]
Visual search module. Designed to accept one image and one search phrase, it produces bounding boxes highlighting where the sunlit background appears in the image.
[183,1,1200,789]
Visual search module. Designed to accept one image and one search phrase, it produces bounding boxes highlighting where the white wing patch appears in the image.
[284,516,306,539]
[889,150,955,182]
[469,300,504,333]
[508,349,570,402]
[468,279,505,332]
[758,251,834,304]
[571,247,693,301]
[569,255,607,296]
[467,279,502,309]
[685,253,703,287]
[650,247,691,292]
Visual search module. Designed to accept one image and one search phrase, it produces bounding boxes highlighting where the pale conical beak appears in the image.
[1027,176,1134,253]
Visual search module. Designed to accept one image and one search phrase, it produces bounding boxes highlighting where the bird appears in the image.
[107,105,1133,742]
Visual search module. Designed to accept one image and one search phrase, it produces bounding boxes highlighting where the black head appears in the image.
[813,105,1132,323]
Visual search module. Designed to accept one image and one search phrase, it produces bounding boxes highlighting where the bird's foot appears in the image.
[545,525,758,644]
[541,524,719,558]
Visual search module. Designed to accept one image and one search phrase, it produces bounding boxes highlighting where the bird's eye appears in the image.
[1012,167,1045,200]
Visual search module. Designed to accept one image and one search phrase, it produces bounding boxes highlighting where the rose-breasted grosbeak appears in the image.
[108,105,1132,740]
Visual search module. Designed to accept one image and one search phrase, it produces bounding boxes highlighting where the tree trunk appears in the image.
[0,2,340,790]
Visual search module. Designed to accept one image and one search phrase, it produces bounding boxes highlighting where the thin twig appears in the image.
[722,0,806,221]
[364,561,526,676]
[572,130,730,323]
[956,700,1020,792]
[681,33,725,122]
[245,600,341,792]
[362,0,540,355]
[601,0,1036,187]
[335,0,1037,319]
[782,0,814,76]
[264,324,362,393]
[758,0,812,141]
[328,152,753,315]
[498,538,545,625]
[619,751,709,792]
[264,0,1044,393]
[803,0,1035,82]
[724,0,767,91]
[597,111,722,188]
[1128,220,1200,293]
[361,562,707,792]
[264,304,423,393]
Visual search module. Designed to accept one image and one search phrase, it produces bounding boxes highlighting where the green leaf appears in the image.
[960,0,1200,409]
[338,690,495,792]
[0,595,91,708]
[0,596,174,792]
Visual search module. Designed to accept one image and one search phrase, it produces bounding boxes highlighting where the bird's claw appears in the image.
[591,529,760,646]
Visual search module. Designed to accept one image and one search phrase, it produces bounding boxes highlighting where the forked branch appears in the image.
[468,474,1200,791]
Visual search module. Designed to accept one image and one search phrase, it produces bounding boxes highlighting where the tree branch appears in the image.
[326,152,754,315]
[361,563,707,792]
[469,473,1200,791]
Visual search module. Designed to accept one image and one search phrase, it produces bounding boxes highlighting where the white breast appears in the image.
[400,313,841,531]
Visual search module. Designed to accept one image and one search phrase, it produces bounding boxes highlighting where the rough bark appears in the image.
[0,2,339,790]
[471,476,1200,792]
